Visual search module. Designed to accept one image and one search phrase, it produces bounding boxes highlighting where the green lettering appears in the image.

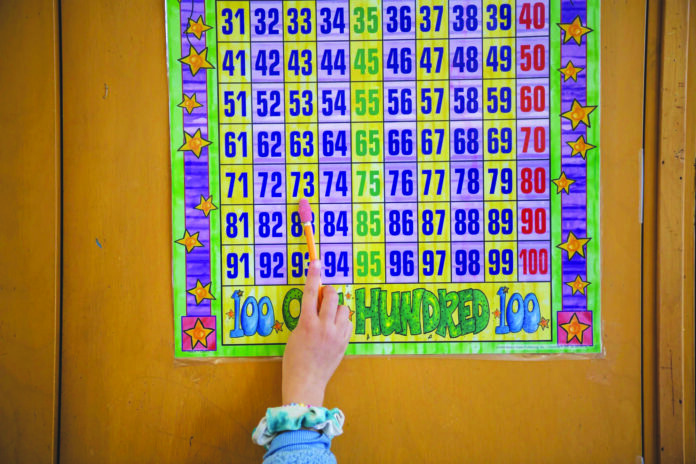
[436,290,461,338]
[422,290,440,334]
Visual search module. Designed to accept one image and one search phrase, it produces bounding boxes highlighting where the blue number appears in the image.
[454,168,480,195]
[453,87,479,114]
[422,250,446,276]
[388,209,415,236]
[256,90,281,117]
[322,129,348,157]
[421,209,445,235]
[486,4,512,31]
[289,130,313,157]
[419,47,443,74]
[258,211,283,238]
[291,251,309,278]
[487,127,513,154]
[389,249,415,277]
[385,5,412,33]
[453,46,478,73]
[488,249,513,276]
[259,171,282,198]
[288,49,312,76]
[323,210,349,238]
[486,45,512,72]
[386,47,413,75]
[221,8,245,35]
[388,169,415,196]
[387,129,414,156]
[323,170,349,198]
[290,211,314,237]
[224,131,248,158]
[421,128,444,155]
[453,128,480,155]
[259,252,284,278]
[487,208,513,235]
[222,49,246,77]
[225,171,248,197]
[419,5,443,32]
[387,88,413,116]
[420,87,444,114]
[223,91,247,117]
[288,90,313,116]
[325,251,349,277]
[321,89,347,116]
[453,4,478,32]
[320,48,347,76]
[488,168,513,194]
[453,209,480,236]
[226,212,249,238]
[287,8,312,35]
[254,49,281,76]
[422,169,445,196]
[487,87,512,113]
[257,131,282,158]
[254,7,280,35]
[319,7,346,34]
[227,252,250,278]
[454,249,480,276]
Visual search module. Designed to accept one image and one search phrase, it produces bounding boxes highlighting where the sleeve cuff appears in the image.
[264,429,332,458]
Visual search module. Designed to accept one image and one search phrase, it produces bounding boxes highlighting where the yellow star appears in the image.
[187,279,215,304]
[559,16,592,45]
[195,195,217,217]
[566,135,595,159]
[557,232,590,260]
[179,46,213,76]
[566,275,590,295]
[178,93,203,114]
[186,16,212,40]
[184,318,214,349]
[272,320,284,333]
[559,60,584,81]
[179,129,211,157]
[560,313,590,343]
[552,172,575,194]
[561,99,597,129]
[175,230,203,253]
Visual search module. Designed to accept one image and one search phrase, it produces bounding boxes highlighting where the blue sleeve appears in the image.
[262,430,336,464]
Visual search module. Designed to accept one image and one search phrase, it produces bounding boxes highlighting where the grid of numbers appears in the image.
[217,0,551,288]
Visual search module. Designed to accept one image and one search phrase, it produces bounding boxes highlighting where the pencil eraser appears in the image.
[298,198,313,223]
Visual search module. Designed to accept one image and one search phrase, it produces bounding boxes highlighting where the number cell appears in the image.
[386,242,419,283]
[384,82,417,122]
[383,41,416,81]
[517,201,550,240]
[451,201,484,241]
[218,2,250,41]
[451,242,485,283]
[317,42,350,81]
[517,79,549,118]
[255,244,287,284]
[284,1,316,41]
[317,1,349,40]
[222,245,255,286]
[320,204,353,243]
[222,205,254,245]
[484,202,517,241]
[251,43,284,82]
[353,243,385,284]
[253,166,285,204]
[220,125,252,163]
[253,124,285,163]
[385,163,418,202]
[385,204,418,242]
[451,121,483,160]
[221,165,253,204]
[451,162,484,201]
[517,120,549,159]
[517,37,548,77]
[450,39,483,79]
[485,241,518,282]
[254,204,287,244]
[251,2,283,40]
[517,241,550,281]
[517,160,549,200]
[450,0,482,38]
[419,243,450,282]
[321,243,353,284]
[319,165,352,203]
[418,202,450,242]
[383,0,416,39]
[353,204,385,242]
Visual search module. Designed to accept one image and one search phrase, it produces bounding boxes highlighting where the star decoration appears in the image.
[178,93,203,114]
[226,309,234,319]
[538,317,549,330]
[272,320,284,333]
[195,195,217,217]
[561,99,597,129]
[236,290,244,297]
[552,172,575,194]
[559,60,584,81]
[502,286,509,294]
[179,128,211,157]
[187,279,215,304]
[345,292,352,300]
[567,135,595,159]
[186,16,212,39]
[557,232,590,260]
[179,46,214,76]
[560,313,590,343]
[184,318,214,349]
[559,16,592,45]
[175,230,203,253]
[493,309,501,319]
[348,309,355,321]
[567,275,590,295]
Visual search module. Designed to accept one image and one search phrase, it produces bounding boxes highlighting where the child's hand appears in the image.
[282,260,352,406]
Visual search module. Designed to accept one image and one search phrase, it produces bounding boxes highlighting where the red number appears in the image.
[519,44,546,72]
[519,248,549,275]
[519,2,546,30]
[520,85,546,112]
[520,126,546,153]
[520,207,546,234]
[520,167,546,194]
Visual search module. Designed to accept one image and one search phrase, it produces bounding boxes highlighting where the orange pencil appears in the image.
[298,198,323,302]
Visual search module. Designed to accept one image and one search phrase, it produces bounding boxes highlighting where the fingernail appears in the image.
[310,260,322,270]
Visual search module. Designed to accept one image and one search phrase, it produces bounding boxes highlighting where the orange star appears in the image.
[178,93,203,114]
[559,60,584,81]
[561,99,597,129]
[179,46,213,76]
[179,129,211,157]
[226,309,234,319]
[272,320,284,333]
[195,195,217,217]
[186,16,212,40]
[559,16,592,45]
[567,135,595,159]
[560,313,590,343]
[552,172,575,194]
[345,292,352,300]
[184,318,214,349]
[175,230,203,253]
[187,279,215,304]
[566,275,590,295]
[493,309,501,319]
[348,309,355,321]
[538,317,549,330]
[557,232,590,260]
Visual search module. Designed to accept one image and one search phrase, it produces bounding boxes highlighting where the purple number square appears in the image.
[254,244,287,285]
[384,162,418,202]
[450,161,484,201]
[516,1,550,37]
[517,119,549,160]
[383,41,416,81]
[517,159,550,200]
[517,201,550,241]
[321,243,353,284]
[251,43,284,82]
[517,79,549,119]
[252,83,285,123]
[318,83,351,122]
[383,82,417,122]
[517,241,551,282]
[384,122,417,159]
[451,242,485,283]
[253,124,285,163]
[451,201,484,242]
[250,2,284,42]
[316,1,350,41]
[382,0,416,39]
[254,204,287,244]
[318,124,351,161]
[449,0,483,38]
[319,203,353,243]
[449,39,483,80]
[384,204,418,243]
[253,165,285,204]
[386,242,419,283]
[450,120,483,161]
[319,164,352,204]
[450,80,483,121]
[517,37,549,79]
[317,42,350,81]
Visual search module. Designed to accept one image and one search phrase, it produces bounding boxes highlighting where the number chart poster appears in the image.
[166,0,600,357]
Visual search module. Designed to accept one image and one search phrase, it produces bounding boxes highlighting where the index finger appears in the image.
[300,260,322,322]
